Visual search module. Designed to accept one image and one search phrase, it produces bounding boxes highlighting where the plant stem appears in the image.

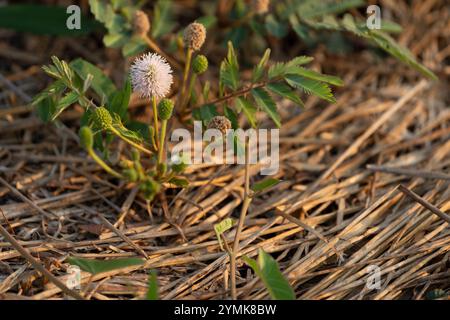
[179,48,193,114]
[186,73,197,108]
[143,35,182,70]
[87,148,124,179]
[158,119,167,165]
[109,126,153,156]
[152,96,159,150]
[193,80,270,111]
[230,139,251,300]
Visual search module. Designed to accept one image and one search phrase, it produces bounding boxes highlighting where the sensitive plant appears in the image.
[33,13,343,299]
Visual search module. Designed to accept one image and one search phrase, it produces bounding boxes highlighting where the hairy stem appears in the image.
[158,119,167,165]
[230,140,251,300]
[87,148,124,179]
[109,126,153,156]
[152,96,159,150]
[143,35,182,70]
[179,48,193,114]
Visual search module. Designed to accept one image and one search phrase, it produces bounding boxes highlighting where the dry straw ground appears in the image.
[0,0,449,299]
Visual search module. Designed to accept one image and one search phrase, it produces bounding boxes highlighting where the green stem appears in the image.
[88,148,123,179]
[179,48,193,113]
[186,73,197,108]
[109,126,153,156]
[152,96,159,150]
[158,119,167,165]
[230,140,251,300]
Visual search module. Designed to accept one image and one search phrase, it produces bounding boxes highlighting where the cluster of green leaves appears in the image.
[195,42,343,129]
[89,0,146,57]
[33,56,188,200]
[219,0,436,80]
[89,0,175,57]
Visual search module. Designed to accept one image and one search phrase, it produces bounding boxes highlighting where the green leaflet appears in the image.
[70,58,117,102]
[251,178,282,193]
[235,97,258,129]
[243,249,295,300]
[267,82,304,107]
[285,74,336,103]
[251,88,281,128]
[67,256,144,275]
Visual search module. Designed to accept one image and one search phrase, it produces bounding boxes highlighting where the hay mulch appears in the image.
[0,0,449,300]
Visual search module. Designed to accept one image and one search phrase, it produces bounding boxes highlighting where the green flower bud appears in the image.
[123,168,139,182]
[192,55,208,74]
[79,126,93,150]
[92,107,112,130]
[158,99,174,120]
[139,178,161,201]
[131,149,140,162]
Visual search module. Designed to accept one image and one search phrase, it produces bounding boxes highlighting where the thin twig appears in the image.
[230,139,251,300]
[0,223,85,300]
[398,185,450,224]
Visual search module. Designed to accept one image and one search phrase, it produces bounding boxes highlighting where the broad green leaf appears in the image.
[251,178,281,193]
[243,249,295,300]
[267,82,304,107]
[265,14,288,38]
[103,32,130,48]
[285,74,336,103]
[109,78,131,120]
[252,48,271,83]
[122,36,147,57]
[236,97,257,128]
[0,5,99,36]
[146,270,159,300]
[152,0,176,38]
[70,58,117,102]
[67,256,144,275]
[251,88,280,128]
[214,218,235,251]
[89,0,112,24]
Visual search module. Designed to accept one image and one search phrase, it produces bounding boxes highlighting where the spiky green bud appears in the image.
[123,168,139,182]
[158,99,174,120]
[92,107,112,130]
[192,55,208,74]
[79,126,93,150]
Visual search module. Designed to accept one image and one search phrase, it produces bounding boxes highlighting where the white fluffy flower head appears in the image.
[130,53,173,99]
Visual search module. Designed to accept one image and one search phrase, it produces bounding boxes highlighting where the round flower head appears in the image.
[92,107,113,130]
[133,10,151,36]
[252,0,270,14]
[192,55,208,74]
[130,53,173,99]
[207,116,232,135]
[183,22,206,51]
